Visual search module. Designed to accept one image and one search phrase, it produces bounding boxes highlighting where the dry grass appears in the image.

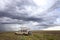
[0,31,60,40]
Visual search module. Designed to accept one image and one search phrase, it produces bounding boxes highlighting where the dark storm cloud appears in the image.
[0,0,43,23]
[0,0,60,31]
[0,11,43,22]
[0,0,59,25]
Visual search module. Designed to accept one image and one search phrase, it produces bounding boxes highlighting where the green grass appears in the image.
[0,31,60,40]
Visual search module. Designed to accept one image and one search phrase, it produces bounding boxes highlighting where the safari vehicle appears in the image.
[15,27,32,35]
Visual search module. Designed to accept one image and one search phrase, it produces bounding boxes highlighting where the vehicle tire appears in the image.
[28,31,32,35]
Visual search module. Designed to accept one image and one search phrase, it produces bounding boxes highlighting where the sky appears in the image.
[0,0,60,31]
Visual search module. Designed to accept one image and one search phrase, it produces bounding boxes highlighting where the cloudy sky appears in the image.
[0,0,60,31]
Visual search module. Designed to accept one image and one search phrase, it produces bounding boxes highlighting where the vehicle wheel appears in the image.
[28,31,32,35]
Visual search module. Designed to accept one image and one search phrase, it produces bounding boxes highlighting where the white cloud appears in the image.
[54,18,60,25]
[33,0,57,6]
[43,26,60,30]
[0,0,12,11]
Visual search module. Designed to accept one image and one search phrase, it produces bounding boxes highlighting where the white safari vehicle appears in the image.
[15,27,32,35]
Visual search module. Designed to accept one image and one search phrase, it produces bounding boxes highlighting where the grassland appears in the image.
[0,31,60,40]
